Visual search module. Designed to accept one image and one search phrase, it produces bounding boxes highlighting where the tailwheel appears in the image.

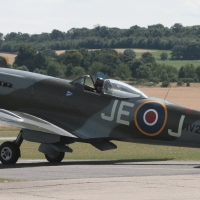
[45,152,65,163]
[0,142,20,164]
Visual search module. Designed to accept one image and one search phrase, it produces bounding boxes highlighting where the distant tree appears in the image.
[183,64,196,78]
[195,66,200,80]
[183,42,200,59]
[178,64,198,81]
[4,32,18,41]
[114,63,131,80]
[171,45,185,60]
[71,66,85,78]
[34,68,47,75]
[141,52,155,63]
[177,81,183,86]
[161,64,178,81]
[57,50,83,66]
[47,62,62,77]
[51,29,64,39]
[65,64,73,77]
[96,26,109,38]
[136,65,152,79]
[93,49,120,76]
[178,66,185,78]
[161,81,170,87]
[186,82,190,87]
[14,44,37,71]
[160,70,168,81]
[2,24,200,53]
[76,48,92,71]
[1,43,13,52]
[127,60,143,77]
[0,33,3,40]
[42,49,57,57]
[120,49,136,63]
[13,65,29,71]
[0,33,3,47]
[34,52,47,69]
[170,23,183,33]
[88,62,104,76]
[160,52,168,60]
[0,56,7,67]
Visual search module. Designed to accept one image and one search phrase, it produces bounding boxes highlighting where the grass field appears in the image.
[135,49,200,69]
[0,133,200,161]
[0,178,18,183]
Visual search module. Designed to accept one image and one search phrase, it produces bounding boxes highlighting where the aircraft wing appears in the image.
[0,109,77,138]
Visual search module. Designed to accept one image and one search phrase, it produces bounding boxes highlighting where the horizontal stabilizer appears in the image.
[91,141,117,151]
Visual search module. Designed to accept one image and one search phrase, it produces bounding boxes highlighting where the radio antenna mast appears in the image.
[164,83,172,101]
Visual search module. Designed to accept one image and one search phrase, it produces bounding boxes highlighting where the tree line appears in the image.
[1,23,200,60]
[1,44,200,85]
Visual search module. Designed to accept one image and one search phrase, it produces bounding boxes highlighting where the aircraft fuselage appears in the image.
[0,68,200,149]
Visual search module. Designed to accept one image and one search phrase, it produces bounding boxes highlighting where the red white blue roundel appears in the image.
[135,101,167,136]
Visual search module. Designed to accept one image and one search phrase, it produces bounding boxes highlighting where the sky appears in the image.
[1,0,200,35]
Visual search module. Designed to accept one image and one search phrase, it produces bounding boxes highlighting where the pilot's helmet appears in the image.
[94,77,104,88]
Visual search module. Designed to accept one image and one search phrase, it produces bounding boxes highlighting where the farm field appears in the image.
[1,86,200,160]
[56,48,157,54]
[0,52,17,65]
[140,85,200,110]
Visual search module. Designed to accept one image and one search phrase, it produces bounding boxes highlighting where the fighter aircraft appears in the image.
[0,68,200,164]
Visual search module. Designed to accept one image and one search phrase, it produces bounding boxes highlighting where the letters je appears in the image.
[101,100,134,125]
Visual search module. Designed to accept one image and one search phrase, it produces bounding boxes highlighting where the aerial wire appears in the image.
[164,82,172,101]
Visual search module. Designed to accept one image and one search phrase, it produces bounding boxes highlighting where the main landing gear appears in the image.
[0,131,23,164]
[0,130,67,164]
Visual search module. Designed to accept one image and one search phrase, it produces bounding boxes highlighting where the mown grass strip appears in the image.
[1,139,200,161]
[0,178,21,183]
[1,129,200,161]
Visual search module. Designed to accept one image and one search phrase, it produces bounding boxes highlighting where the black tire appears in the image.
[45,152,65,163]
[0,142,20,164]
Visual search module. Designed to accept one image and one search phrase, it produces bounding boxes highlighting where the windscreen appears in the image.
[103,79,148,98]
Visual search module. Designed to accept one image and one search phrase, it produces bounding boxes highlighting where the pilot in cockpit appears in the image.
[94,77,104,93]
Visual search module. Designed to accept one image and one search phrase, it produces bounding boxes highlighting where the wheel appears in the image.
[45,152,65,163]
[0,142,20,164]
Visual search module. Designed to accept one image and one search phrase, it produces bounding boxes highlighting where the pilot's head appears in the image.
[94,77,104,92]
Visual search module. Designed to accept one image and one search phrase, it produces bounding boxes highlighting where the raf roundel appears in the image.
[143,109,158,126]
[135,101,167,136]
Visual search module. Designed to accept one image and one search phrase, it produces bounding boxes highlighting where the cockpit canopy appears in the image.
[71,75,148,99]
[102,79,148,98]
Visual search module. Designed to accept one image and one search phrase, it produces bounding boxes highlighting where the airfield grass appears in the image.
[0,178,21,183]
[0,129,200,161]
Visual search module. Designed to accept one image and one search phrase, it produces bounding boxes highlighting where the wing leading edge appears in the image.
[0,109,77,138]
